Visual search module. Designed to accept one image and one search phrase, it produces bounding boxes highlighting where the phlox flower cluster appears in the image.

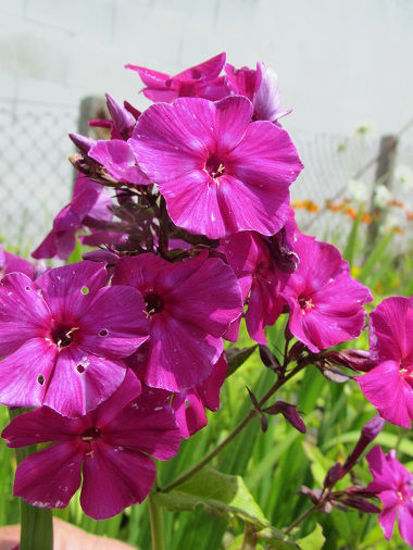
[0,52,411,543]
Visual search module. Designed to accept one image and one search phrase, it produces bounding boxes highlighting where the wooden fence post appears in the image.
[366,134,398,251]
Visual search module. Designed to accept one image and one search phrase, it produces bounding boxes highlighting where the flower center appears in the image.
[400,362,413,388]
[145,292,164,316]
[298,296,314,313]
[51,325,79,348]
[206,154,225,179]
[81,427,101,441]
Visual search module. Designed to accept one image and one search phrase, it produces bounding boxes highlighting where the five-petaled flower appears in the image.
[0,261,149,416]
[366,446,413,546]
[113,252,242,391]
[129,95,303,239]
[280,233,373,352]
[356,296,413,428]
[2,371,180,519]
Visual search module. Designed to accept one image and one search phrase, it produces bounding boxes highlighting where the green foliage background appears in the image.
[0,212,412,549]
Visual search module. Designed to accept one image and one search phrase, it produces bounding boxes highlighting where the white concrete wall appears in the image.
[1,0,412,136]
[0,0,412,246]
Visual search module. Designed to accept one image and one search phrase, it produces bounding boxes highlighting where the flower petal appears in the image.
[80,441,155,519]
[0,338,57,408]
[398,501,413,547]
[93,369,142,427]
[2,406,84,447]
[370,297,413,364]
[89,140,150,185]
[36,261,109,320]
[173,391,207,439]
[0,274,51,355]
[43,345,127,417]
[79,286,149,359]
[227,121,303,188]
[130,98,216,181]
[356,361,413,428]
[214,96,252,152]
[14,441,82,510]
[103,389,181,460]
[140,315,223,391]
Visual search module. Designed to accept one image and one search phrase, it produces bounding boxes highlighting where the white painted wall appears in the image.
[1,0,412,136]
[0,0,412,246]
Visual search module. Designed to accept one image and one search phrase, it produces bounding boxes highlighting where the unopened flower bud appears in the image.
[263,401,306,433]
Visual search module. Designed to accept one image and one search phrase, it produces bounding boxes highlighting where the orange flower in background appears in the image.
[361,213,372,224]
[293,200,319,213]
[388,199,405,209]
[344,206,357,219]
[326,200,345,212]
[406,211,413,221]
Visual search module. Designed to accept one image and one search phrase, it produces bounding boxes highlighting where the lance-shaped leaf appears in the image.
[156,467,267,527]
[226,345,258,377]
[297,523,325,550]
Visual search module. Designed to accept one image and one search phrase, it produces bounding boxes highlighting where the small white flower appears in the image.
[347,179,369,203]
[374,185,392,208]
[395,164,413,191]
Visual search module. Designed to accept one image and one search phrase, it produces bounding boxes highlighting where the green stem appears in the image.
[160,364,305,493]
[284,503,319,535]
[9,408,53,550]
[147,492,165,550]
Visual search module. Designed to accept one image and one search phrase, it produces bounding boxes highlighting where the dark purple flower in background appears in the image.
[129,96,303,239]
[113,252,242,391]
[173,353,227,439]
[0,246,36,280]
[32,174,113,260]
[366,446,413,546]
[2,371,180,520]
[356,296,413,428]
[126,52,228,102]
[89,93,138,141]
[0,261,149,416]
[281,233,373,352]
[225,61,290,122]
[221,231,284,344]
[88,139,150,186]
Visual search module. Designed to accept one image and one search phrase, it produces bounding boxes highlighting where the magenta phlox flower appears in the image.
[225,62,291,123]
[356,297,413,428]
[2,370,180,520]
[173,353,227,439]
[0,261,149,416]
[113,252,242,391]
[0,246,36,280]
[366,446,413,546]
[281,233,373,352]
[126,52,228,102]
[221,231,284,344]
[129,96,303,239]
[221,210,298,344]
[32,174,113,260]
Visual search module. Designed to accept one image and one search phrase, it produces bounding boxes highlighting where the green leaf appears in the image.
[155,466,267,526]
[258,526,301,549]
[302,442,334,486]
[358,228,396,283]
[226,345,258,377]
[343,206,364,266]
[296,523,325,550]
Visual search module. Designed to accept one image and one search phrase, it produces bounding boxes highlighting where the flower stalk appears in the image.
[160,363,305,493]
[9,408,53,550]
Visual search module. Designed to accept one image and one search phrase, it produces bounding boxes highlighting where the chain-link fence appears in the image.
[0,98,78,251]
[0,96,412,253]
